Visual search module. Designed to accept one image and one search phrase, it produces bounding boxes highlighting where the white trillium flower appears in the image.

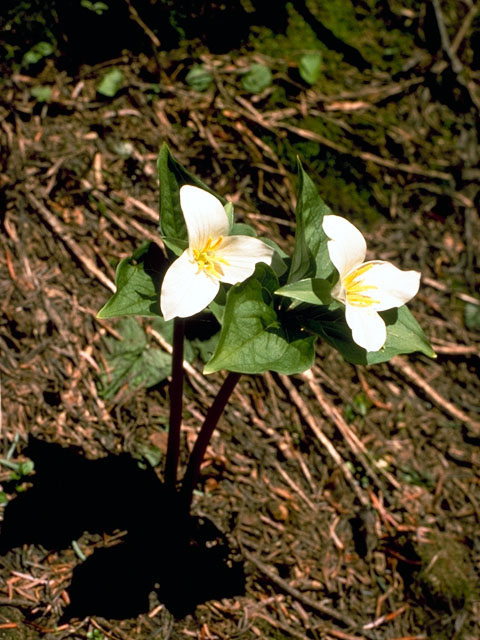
[160,185,274,321]
[322,215,421,352]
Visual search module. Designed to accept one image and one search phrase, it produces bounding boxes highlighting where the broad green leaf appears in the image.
[208,287,227,324]
[299,53,323,85]
[157,143,226,241]
[276,278,332,305]
[162,236,188,256]
[97,243,164,318]
[185,65,213,91]
[204,264,315,375]
[98,318,171,399]
[241,64,272,94]
[230,222,256,237]
[288,160,334,283]
[300,304,435,365]
[261,237,288,278]
[97,68,123,97]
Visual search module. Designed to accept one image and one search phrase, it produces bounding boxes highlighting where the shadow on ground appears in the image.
[0,438,245,619]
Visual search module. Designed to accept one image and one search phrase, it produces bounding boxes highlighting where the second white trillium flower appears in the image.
[161,185,274,321]
[322,215,421,352]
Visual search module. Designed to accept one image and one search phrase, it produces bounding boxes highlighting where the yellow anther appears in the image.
[192,236,229,279]
[343,263,379,307]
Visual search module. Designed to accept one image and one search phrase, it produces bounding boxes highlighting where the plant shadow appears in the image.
[0,438,245,619]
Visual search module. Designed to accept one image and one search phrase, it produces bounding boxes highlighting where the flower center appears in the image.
[343,263,380,307]
[192,236,229,280]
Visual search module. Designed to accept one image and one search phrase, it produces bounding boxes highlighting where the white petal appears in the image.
[322,215,367,277]
[160,250,220,320]
[216,236,274,285]
[357,261,421,311]
[345,305,387,352]
[180,185,229,249]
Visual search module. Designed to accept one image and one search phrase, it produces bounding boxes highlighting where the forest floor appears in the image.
[1,1,480,639]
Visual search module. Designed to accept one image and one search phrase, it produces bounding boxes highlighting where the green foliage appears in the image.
[299,52,322,85]
[157,143,226,241]
[98,145,433,375]
[98,318,171,399]
[300,305,435,365]
[97,68,123,97]
[22,41,54,66]
[97,243,162,319]
[185,64,213,91]
[276,278,332,306]
[241,63,272,94]
[288,159,334,283]
[30,85,52,102]
[204,264,315,375]
[81,0,109,15]
[464,302,480,331]
[0,457,35,494]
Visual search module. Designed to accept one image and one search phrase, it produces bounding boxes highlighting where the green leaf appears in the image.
[22,41,54,66]
[204,264,315,374]
[81,0,109,15]
[18,460,35,476]
[157,143,226,242]
[230,222,256,237]
[301,304,435,365]
[137,444,163,468]
[185,64,213,91]
[97,243,164,319]
[464,302,480,331]
[261,238,288,278]
[208,287,227,324]
[98,318,171,399]
[224,202,234,229]
[97,68,123,97]
[299,52,323,85]
[241,63,272,94]
[31,86,52,102]
[276,278,332,305]
[288,160,334,283]
[162,236,188,256]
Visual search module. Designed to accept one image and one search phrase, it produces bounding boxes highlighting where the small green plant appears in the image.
[0,457,35,496]
[97,143,434,515]
[96,68,123,97]
[22,41,54,66]
[299,52,322,85]
[81,0,109,15]
[464,302,480,331]
[185,64,213,92]
[98,317,171,399]
[241,63,272,94]
[30,85,52,102]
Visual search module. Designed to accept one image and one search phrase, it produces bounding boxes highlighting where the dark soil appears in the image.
[0,2,479,639]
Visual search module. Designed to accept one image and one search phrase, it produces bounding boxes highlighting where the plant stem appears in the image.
[180,371,241,512]
[164,317,185,491]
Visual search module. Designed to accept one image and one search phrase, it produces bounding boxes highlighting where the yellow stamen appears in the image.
[192,236,230,280]
[343,263,379,307]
